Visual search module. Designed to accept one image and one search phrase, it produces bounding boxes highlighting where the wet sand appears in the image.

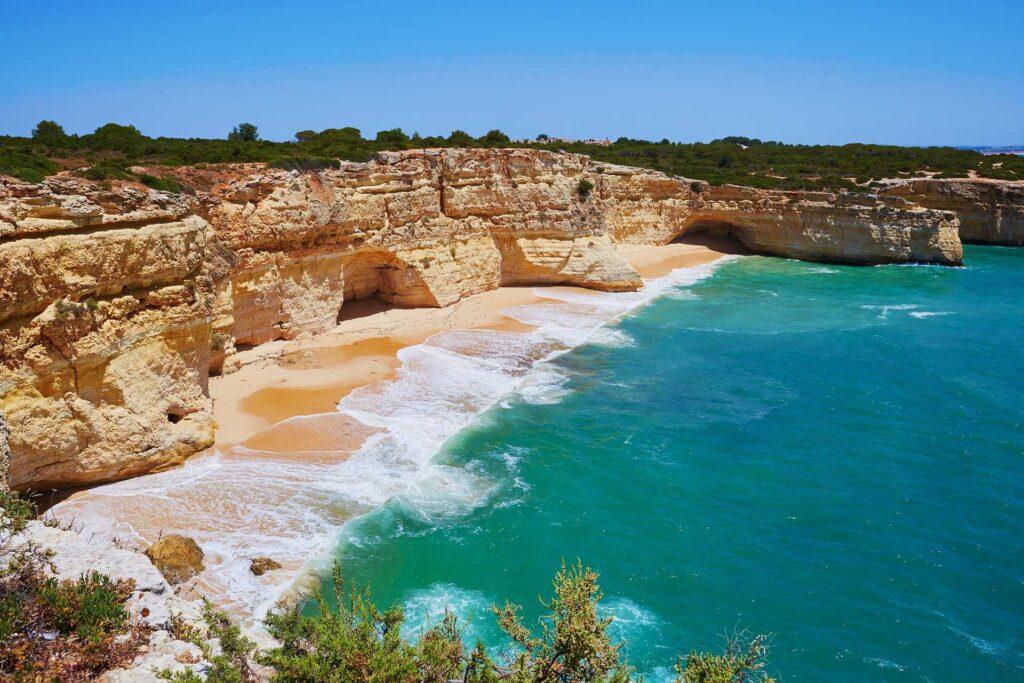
[55,241,725,620]
[211,287,545,451]
[212,241,725,451]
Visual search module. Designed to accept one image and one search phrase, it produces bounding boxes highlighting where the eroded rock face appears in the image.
[0,149,983,490]
[195,149,641,357]
[594,163,963,265]
[0,178,216,491]
[879,178,1024,246]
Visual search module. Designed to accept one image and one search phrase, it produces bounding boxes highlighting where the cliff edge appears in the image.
[0,148,995,490]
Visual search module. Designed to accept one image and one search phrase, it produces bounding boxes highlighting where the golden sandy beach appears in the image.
[210,241,728,453]
[53,240,728,619]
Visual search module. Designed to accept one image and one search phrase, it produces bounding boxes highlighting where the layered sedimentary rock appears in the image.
[594,163,963,264]
[196,149,641,358]
[879,178,1024,245]
[0,181,216,490]
[0,148,979,490]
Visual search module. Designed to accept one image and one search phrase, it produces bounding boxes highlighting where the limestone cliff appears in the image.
[0,180,216,490]
[0,148,982,490]
[593,163,962,265]
[879,178,1024,246]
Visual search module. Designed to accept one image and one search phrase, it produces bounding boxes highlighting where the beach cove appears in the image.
[52,240,733,621]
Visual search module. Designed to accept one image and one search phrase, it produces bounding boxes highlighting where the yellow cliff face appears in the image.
[0,148,985,490]
[593,162,964,265]
[879,178,1024,246]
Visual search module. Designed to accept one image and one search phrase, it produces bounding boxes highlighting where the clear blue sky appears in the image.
[2,1,1022,145]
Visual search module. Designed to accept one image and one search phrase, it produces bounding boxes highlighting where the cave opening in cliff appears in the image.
[337,251,432,323]
[673,220,752,255]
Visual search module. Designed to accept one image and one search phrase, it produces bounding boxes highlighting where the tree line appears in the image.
[2,120,1021,191]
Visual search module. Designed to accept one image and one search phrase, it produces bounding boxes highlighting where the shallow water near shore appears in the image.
[328,246,1024,680]
[51,256,722,621]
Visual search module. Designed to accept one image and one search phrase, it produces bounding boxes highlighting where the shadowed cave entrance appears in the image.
[336,250,435,324]
[670,219,753,255]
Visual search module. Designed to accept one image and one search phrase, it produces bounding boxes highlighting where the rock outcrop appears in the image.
[879,178,1024,245]
[0,148,987,491]
[13,519,208,680]
[249,556,282,576]
[144,534,206,584]
[594,164,962,265]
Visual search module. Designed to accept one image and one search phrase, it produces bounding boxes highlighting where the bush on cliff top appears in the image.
[0,148,58,182]
[3,119,1022,190]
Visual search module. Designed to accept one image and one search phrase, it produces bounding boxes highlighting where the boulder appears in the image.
[249,556,282,576]
[144,534,205,584]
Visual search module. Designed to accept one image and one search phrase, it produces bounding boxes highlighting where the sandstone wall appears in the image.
[0,149,976,490]
[594,163,963,264]
[879,178,1024,246]
[196,149,640,363]
[0,182,216,490]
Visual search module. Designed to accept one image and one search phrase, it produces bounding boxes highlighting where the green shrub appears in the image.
[5,122,1021,191]
[375,128,410,146]
[674,632,774,683]
[478,129,511,146]
[447,130,475,146]
[31,120,69,147]
[493,559,633,682]
[260,560,646,682]
[136,556,777,682]
[261,562,424,681]
[228,123,260,142]
[38,571,132,643]
[1,491,146,679]
[79,160,133,181]
[0,149,58,182]
[0,490,35,534]
[577,178,595,198]
[87,123,149,154]
[138,173,185,193]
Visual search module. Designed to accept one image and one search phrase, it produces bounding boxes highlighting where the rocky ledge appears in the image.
[879,178,1024,245]
[11,518,209,681]
[1,148,1016,491]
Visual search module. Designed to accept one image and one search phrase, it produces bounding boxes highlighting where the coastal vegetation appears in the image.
[2,120,1021,190]
[0,491,148,679]
[2,493,772,682]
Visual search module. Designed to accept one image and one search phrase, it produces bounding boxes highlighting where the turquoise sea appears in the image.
[327,246,1024,680]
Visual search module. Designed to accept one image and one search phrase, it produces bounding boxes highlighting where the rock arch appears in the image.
[667,214,754,254]
[340,248,438,313]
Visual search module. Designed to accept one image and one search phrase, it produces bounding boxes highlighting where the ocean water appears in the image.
[324,246,1024,681]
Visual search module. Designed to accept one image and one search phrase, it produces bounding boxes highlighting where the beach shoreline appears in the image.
[208,240,728,454]
[54,240,728,620]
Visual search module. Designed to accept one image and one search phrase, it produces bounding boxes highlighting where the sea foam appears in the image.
[51,257,733,624]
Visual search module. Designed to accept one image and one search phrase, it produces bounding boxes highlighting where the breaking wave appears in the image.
[51,257,733,624]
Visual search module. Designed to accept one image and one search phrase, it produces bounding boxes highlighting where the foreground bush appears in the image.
[3,488,775,681]
[253,560,773,682]
[0,491,148,680]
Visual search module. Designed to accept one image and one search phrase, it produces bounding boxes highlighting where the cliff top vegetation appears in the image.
[2,120,1022,191]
